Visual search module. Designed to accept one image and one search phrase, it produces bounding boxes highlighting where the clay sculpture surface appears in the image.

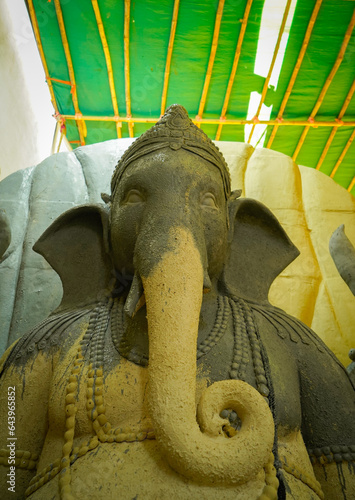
[0,105,354,499]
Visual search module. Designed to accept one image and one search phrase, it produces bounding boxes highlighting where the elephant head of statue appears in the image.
[32,105,301,486]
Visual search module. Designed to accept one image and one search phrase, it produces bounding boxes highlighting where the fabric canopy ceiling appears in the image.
[26,0,355,194]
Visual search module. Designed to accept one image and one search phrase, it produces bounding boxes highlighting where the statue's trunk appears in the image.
[141,226,275,485]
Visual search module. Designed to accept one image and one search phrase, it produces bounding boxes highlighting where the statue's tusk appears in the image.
[124,272,145,317]
[203,270,212,294]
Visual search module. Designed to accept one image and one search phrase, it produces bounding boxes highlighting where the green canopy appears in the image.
[26,0,355,193]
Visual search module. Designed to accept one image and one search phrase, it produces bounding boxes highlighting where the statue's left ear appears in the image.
[33,204,113,312]
[221,198,300,304]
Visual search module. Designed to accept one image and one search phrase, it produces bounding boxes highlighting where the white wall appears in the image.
[0,1,61,180]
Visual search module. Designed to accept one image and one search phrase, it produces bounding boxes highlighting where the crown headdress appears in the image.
[111,104,231,198]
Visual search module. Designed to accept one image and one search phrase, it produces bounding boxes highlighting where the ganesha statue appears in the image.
[0,105,354,499]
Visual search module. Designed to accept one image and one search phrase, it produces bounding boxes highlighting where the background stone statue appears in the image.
[330,224,355,296]
[0,209,11,261]
[0,105,354,499]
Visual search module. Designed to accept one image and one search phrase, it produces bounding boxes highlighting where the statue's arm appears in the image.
[0,344,52,500]
[299,350,355,500]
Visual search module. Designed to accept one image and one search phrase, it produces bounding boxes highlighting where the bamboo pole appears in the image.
[161,0,180,116]
[63,134,73,152]
[267,0,323,149]
[316,128,338,169]
[247,0,293,144]
[215,0,253,141]
[331,128,355,179]
[27,0,59,115]
[57,132,64,153]
[53,0,86,146]
[46,77,71,86]
[292,9,355,161]
[292,126,308,161]
[196,0,225,127]
[51,121,60,155]
[348,175,355,193]
[124,0,134,137]
[58,114,355,127]
[91,0,122,138]
[316,79,355,170]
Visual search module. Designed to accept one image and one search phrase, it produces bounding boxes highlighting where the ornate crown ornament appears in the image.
[111,104,231,199]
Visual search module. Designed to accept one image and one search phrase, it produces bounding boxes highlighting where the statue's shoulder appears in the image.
[0,307,92,377]
[249,300,354,388]
[250,302,327,351]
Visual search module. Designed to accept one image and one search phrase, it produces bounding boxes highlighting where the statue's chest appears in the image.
[47,297,302,442]
[198,303,302,431]
[48,348,152,441]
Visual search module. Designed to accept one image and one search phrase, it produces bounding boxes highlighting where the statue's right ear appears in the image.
[33,204,113,312]
[222,197,300,304]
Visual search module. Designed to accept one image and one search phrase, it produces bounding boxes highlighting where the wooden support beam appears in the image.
[58,114,355,127]
[161,0,180,116]
[124,0,134,137]
[28,0,60,116]
[53,0,86,146]
[247,0,293,144]
[215,0,253,141]
[267,0,323,149]
[316,79,355,170]
[292,9,355,161]
[51,121,60,155]
[91,0,121,138]
[196,0,225,127]
[315,128,338,171]
[331,128,355,179]
[348,175,355,193]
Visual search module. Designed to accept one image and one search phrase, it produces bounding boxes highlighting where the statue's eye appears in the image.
[125,189,144,204]
[201,192,217,209]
